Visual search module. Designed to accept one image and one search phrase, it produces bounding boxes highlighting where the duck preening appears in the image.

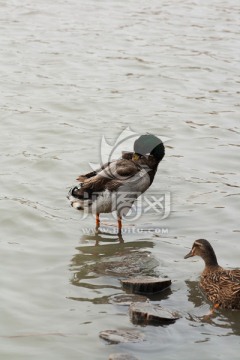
[184,239,240,310]
[68,134,165,239]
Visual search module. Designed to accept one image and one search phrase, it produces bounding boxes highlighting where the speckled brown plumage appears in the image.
[68,134,165,237]
[185,239,240,309]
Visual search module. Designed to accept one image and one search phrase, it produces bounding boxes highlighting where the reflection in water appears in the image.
[185,280,240,336]
[69,238,160,304]
[79,224,167,245]
[81,228,125,245]
[148,287,173,302]
[185,279,204,308]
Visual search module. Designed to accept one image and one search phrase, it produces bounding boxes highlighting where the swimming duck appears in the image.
[184,239,240,310]
[68,134,165,238]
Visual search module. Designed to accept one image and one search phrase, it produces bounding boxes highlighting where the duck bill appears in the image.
[132,153,140,161]
[184,250,194,259]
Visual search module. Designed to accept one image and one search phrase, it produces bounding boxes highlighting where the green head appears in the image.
[134,134,165,161]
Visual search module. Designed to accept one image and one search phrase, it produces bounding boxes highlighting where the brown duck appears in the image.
[184,239,240,310]
[68,134,165,238]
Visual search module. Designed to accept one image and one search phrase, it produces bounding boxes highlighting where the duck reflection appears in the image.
[185,279,204,308]
[185,280,240,335]
[80,226,125,245]
[68,239,170,305]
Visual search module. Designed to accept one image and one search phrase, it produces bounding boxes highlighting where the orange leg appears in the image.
[95,213,100,232]
[204,303,220,319]
[209,303,220,314]
[212,303,220,313]
[117,216,122,234]
[117,216,124,242]
[118,216,123,243]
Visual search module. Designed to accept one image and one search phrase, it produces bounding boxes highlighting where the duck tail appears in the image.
[67,185,92,210]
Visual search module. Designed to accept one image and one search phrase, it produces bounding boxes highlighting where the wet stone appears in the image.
[95,252,159,277]
[99,329,145,344]
[109,353,139,360]
[129,302,179,325]
[121,276,171,294]
[72,251,159,280]
[109,293,149,306]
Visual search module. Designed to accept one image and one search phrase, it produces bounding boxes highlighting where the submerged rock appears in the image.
[99,329,145,344]
[71,251,159,284]
[129,302,179,325]
[109,353,139,360]
[95,252,159,277]
[121,276,171,294]
[109,293,149,306]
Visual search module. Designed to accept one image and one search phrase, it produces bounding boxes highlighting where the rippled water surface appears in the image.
[1,0,240,359]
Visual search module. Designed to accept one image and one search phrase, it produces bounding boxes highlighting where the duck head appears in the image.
[132,134,165,162]
[184,239,219,267]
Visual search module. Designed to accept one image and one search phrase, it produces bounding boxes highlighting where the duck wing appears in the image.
[227,269,240,282]
[200,268,240,308]
[216,270,240,307]
[72,158,142,199]
[76,152,134,182]
[76,162,111,182]
[203,268,240,285]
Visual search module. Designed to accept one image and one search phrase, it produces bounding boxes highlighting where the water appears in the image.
[0,0,240,359]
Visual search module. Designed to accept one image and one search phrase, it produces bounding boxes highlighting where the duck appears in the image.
[184,239,240,310]
[68,134,165,238]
